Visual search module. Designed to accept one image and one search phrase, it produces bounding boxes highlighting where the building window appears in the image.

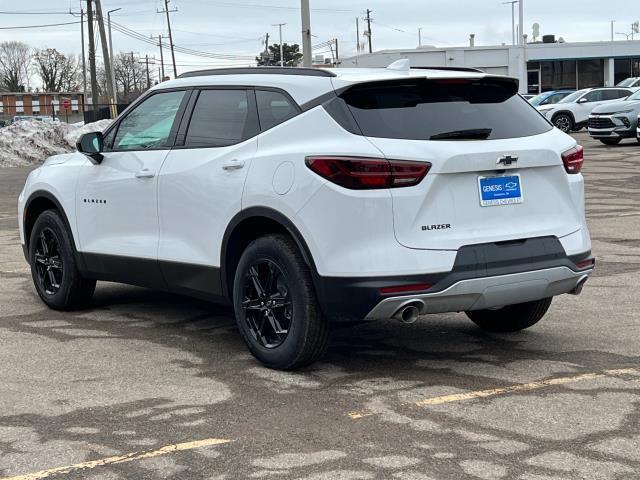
[577,59,604,89]
[16,94,23,102]
[614,59,631,85]
[540,60,577,92]
[32,95,39,103]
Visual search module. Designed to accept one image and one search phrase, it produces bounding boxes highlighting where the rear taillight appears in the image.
[561,145,584,174]
[305,156,430,190]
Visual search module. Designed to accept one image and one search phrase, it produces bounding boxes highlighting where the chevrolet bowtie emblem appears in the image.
[497,155,518,166]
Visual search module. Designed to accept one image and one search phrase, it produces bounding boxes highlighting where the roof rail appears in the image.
[411,66,484,73]
[177,67,336,79]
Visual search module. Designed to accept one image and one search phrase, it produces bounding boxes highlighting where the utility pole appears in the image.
[301,0,312,67]
[365,9,373,53]
[502,1,517,46]
[131,52,136,91]
[157,35,165,80]
[418,27,422,47]
[94,0,115,117]
[145,55,151,89]
[356,18,360,54]
[107,8,121,112]
[158,0,178,78]
[80,8,87,107]
[272,23,286,67]
[262,32,270,65]
[334,38,339,65]
[86,0,98,112]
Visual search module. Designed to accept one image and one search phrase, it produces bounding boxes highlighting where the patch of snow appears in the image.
[0,119,112,168]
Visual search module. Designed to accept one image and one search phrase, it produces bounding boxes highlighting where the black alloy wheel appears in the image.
[241,259,292,349]
[29,209,96,310]
[34,227,64,295]
[233,234,329,370]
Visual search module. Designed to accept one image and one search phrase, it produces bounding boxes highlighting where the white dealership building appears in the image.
[340,39,640,94]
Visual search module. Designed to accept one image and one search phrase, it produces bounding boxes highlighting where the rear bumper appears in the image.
[365,266,591,320]
[314,236,593,322]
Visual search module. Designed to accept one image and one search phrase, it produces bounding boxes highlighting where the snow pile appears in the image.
[0,119,112,168]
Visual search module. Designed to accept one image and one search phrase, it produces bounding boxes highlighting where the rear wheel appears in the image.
[466,298,552,333]
[552,114,573,133]
[29,210,96,310]
[233,234,329,370]
[600,138,622,146]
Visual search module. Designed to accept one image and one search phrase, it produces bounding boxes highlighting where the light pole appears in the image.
[502,1,517,46]
[518,0,524,46]
[611,20,615,41]
[418,27,422,46]
[107,8,122,107]
[273,23,286,67]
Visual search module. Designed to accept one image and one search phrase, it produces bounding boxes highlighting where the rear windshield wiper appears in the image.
[430,128,492,140]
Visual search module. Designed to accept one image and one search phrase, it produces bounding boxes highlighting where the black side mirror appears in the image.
[76,131,104,164]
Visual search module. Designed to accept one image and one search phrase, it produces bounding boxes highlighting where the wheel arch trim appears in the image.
[220,207,318,298]
[24,190,78,253]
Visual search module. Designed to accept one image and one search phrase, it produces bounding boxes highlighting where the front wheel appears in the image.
[29,209,96,310]
[466,298,552,333]
[600,138,622,146]
[233,234,329,370]
[552,114,573,133]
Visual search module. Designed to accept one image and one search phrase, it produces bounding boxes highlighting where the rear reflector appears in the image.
[575,258,595,270]
[306,156,431,190]
[379,283,433,295]
[561,145,584,174]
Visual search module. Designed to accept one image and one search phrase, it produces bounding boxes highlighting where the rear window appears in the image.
[338,78,552,140]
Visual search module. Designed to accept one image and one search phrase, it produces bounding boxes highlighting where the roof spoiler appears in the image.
[386,58,484,74]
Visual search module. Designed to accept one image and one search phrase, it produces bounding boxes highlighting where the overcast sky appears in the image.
[1,0,639,79]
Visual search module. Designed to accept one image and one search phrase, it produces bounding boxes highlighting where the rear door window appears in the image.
[256,90,300,131]
[184,89,259,147]
[338,78,552,141]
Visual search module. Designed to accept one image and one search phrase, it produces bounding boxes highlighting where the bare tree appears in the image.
[0,41,32,91]
[34,49,81,92]
[113,53,146,102]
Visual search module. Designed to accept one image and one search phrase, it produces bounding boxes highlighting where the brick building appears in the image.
[0,92,84,119]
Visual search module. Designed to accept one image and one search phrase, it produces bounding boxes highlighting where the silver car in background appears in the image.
[588,89,640,145]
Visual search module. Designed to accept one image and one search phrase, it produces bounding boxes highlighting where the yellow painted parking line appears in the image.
[349,367,639,419]
[0,438,232,480]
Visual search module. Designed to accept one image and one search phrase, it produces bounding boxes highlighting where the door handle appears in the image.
[135,168,155,179]
[222,159,245,171]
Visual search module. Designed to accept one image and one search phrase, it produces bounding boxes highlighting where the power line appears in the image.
[110,21,255,61]
[0,20,81,29]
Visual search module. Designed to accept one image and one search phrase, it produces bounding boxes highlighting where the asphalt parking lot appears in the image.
[0,133,639,480]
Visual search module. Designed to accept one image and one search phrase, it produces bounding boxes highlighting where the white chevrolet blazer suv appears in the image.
[18,64,594,370]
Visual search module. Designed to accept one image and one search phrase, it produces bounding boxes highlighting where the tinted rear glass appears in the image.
[339,78,552,140]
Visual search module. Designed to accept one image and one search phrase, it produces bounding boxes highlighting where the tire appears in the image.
[233,234,329,370]
[552,114,573,133]
[466,297,552,333]
[29,209,96,310]
[600,138,622,146]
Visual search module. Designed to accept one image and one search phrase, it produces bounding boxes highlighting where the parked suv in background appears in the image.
[18,64,594,370]
[537,87,634,133]
[617,77,640,88]
[528,90,574,107]
[588,89,640,145]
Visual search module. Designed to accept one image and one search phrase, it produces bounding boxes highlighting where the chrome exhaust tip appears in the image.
[393,304,421,324]
[570,275,589,295]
